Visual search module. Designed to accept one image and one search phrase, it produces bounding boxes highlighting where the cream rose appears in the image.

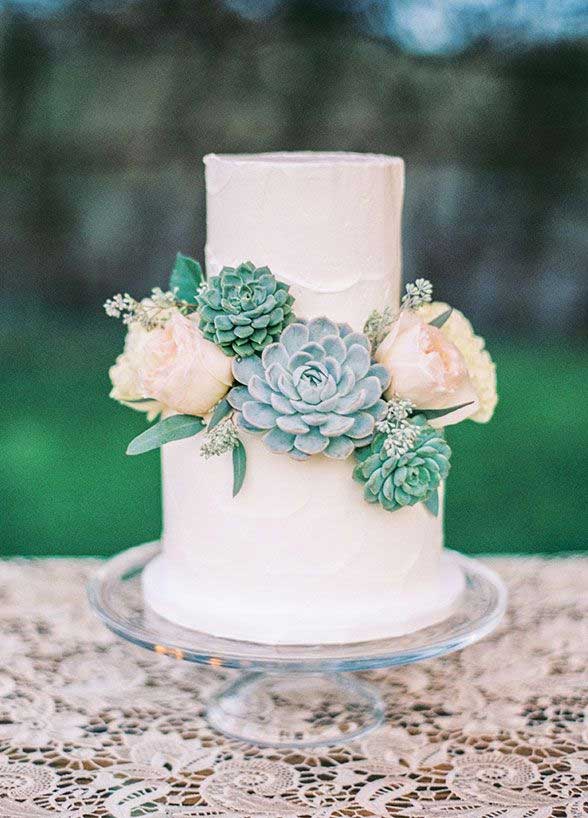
[138,312,233,416]
[109,323,162,421]
[417,301,498,423]
[375,309,479,426]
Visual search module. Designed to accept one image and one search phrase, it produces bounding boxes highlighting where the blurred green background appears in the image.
[1,0,587,557]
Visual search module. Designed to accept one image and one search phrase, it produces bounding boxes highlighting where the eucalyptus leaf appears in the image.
[126,414,205,455]
[208,398,232,430]
[232,439,247,497]
[169,253,203,302]
[428,308,453,328]
[424,488,439,516]
[418,402,474,421]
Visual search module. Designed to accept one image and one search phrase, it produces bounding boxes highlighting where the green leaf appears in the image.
[418,402,474,421]
[208,398,232,430]
[232,439,247,497]
[169,253,203,302]
[424,488,439,516]
[428,308,453,328]
[126,414,205,455]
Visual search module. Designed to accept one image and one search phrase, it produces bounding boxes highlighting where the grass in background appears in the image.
[1,310,586,557]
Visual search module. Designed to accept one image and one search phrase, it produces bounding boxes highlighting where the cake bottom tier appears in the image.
[143,552,464,644]
[143,435,464,644]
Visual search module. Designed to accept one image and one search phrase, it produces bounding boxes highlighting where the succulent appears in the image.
[197,262,295,357]
[227,318,390,460]
[353,415,451,512]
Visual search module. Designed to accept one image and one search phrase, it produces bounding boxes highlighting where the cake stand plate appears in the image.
[88,543,506,748]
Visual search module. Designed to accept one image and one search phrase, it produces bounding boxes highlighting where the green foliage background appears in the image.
[1,312,586,557]
[1,2,586,557]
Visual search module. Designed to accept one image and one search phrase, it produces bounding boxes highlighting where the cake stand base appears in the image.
[207,671,384,747]
[88,542,507,748]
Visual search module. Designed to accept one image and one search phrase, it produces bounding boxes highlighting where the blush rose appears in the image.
[138,312,233,416]
[375,310,479,426]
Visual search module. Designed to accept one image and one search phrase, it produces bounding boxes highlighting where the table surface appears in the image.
[0,557,586,818]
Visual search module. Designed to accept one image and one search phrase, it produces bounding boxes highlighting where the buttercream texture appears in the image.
[145,152,455,644]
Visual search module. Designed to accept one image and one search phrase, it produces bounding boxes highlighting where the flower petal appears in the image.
[233,325,254,339]
[394,487,413,506]
[262,342,289,370]
[248,375,273,404]
[319,374,338,402]
[308,317,339,341]
[277,415,311,435]
[324,436,355,459]
[270,392,295,415]
[280,323,309,354]
[382,477,394,502]
[232,355,264,385]
[236,412,261,433]
[368,363,391,392]
[251,314,271,329]
[335,388,366,415]
[337,367,356,397]
[301,412,329,426]
[266,363,288,391]
[319,415,355,437]
[290,399,319,413]
[242,401,279,429]
[315,394,342,412]
[427,380,480,428]
[367,470,385,495]
[322,335,347,362]
[324,356,342,383]
[365,399,387,421]
[343,332,370,352]
[289,351,313,370]
[294,428,329,454]
[289,448,309,461]
[299,342,326,362]
[347,411,375,440]
[277,372,299,401]
[358,375,385,409]
[345,344,371,379]
[227,385,249,411]
[263,427,295,453]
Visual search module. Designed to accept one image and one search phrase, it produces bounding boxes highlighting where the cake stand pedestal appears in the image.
[88,543,506,748]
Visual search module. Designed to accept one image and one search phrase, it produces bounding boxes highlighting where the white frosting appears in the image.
[143,152,462,644]
[204,152,404,330]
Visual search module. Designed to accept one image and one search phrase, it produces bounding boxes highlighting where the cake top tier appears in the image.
[204,152,404,329]
[205,151,401,167]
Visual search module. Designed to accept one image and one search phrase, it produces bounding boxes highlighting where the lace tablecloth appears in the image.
[0,557,586,817]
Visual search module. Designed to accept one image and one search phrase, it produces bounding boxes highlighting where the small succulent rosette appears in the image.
[197,261,295,357]
[353,415,451,513]
[227,317,390,460]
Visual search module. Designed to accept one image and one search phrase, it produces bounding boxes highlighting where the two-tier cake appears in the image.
[106,152,498,645]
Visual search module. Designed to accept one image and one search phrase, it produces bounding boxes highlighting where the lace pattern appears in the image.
[0,557,586,817]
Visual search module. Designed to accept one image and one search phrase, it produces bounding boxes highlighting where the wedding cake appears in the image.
[106,152,498,645]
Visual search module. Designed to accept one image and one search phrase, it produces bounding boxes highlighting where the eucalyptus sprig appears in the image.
[200,398,248,497]
[126,414,205,455]
[363,305,395,353]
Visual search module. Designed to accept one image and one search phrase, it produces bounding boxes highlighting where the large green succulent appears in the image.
[353,415,451,513]
[197,262,295,357]
[227,318,390,460]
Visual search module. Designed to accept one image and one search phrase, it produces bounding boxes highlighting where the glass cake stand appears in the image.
[88,542,507,748]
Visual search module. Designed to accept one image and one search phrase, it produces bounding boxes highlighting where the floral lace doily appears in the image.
[0,557,586,817]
